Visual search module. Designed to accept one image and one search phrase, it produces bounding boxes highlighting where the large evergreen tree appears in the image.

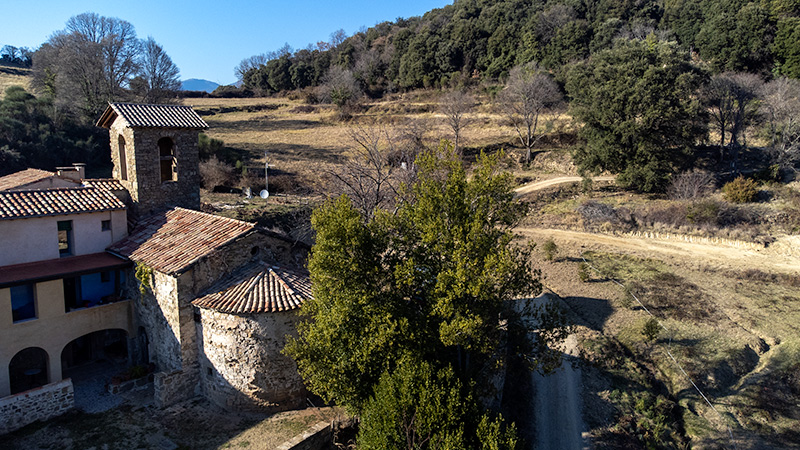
[566,38,707,192]
[285,143,569,448]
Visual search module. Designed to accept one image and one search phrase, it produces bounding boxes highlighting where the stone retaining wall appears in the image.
[622,230,765,250]
[108,373,154,395]
[275,421,332,450]
[0,379,73,435]
[154,369,198,408]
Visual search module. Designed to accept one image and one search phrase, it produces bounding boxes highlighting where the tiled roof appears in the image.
[108,207,255,275]
[0,187,127,220]
[192,263,312,314]
[83,178,127,191]
[97,103,209,129]
[0,252,131,288]
[0,169,55,191]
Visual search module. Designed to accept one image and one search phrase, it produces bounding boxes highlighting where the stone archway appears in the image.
[60,329,129,412]
[9,347,49,395]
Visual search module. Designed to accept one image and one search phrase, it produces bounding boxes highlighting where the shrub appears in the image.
[542,239,558,261]
[642,317,661,342]
[578,262,590,282]
[198,133,225,160]
[577,200,618,224]
[668,169,715,200]
[580,176,593,195]
[199,155,236,190]
[722,176,759,203]
[686,200,720,225]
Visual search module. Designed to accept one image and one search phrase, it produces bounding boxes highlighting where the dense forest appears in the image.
[237,0,800,96]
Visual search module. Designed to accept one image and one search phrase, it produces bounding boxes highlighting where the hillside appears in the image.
[238,0,800,96]
[0,65,31,99]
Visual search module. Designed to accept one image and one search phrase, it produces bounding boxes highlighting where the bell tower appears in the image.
[97,103,208,218]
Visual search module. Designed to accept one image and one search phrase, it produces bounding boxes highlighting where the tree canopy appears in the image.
[31,13,180,122]
[566,38,707,192]
[285,143,568,448]
[236,0,800,98]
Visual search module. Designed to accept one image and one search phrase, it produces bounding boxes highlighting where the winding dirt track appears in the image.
[517,228,800,274]
[514,176,616,196]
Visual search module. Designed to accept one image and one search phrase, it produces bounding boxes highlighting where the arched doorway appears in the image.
[9,347,49,394]
[61,329,129,412]
[61,329,129,374]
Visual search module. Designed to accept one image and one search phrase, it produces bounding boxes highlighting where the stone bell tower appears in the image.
[97,103,208,218]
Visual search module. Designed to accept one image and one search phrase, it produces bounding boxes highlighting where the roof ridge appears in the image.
[2,186,100,193]
[170,206,256,228]
[111,101,193,108]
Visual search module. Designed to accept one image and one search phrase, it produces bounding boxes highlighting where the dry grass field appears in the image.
[187,92,575,196]
[0,66,31,98]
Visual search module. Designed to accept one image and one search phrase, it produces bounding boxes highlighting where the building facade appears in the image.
[0,103,310,434]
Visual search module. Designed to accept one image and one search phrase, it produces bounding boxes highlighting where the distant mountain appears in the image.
[181,79,219,93]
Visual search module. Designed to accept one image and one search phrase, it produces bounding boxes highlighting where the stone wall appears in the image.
[275,421,332,450]
[187,232,307,299]
[154,369,199,408]
[196,309,307,412]
[0,379,73,435]
[133,271,183,373]
[109,117,200,219]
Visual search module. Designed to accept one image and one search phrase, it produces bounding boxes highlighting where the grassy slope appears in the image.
[0,65,31,98]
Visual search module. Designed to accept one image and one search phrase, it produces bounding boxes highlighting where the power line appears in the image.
[578,255,738,450]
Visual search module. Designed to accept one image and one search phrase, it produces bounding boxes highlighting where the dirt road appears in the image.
[517,228,800,274]
[514,176,615,196]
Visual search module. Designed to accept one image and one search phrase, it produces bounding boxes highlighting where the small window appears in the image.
[101,220,112,232]
[58,220,73,257]
[11,284,36,322]
[118,135,128,181]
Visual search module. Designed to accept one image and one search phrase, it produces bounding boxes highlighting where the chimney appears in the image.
[56,163,86,181]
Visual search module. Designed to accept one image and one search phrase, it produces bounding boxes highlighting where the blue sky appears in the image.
[1,0,452,86]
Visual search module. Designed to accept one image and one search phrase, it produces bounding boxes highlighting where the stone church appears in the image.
[0,103,310,433]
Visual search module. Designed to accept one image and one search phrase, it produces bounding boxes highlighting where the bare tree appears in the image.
[66,13,140,99]
[330,29,348,48]
[439,90,474,154]
[136,37,180,103]
[704,74,736,161]
[235,54,269,81]
[199,155,236,190]
[328,125,410,219]
[536,5,576,43]
[319,66,362,113]
[33,13,143,119]
[727,73,762,162]
[704,73,762,166]
[497,63,563,164]
[668,169,715,200]
[760,77,800,172]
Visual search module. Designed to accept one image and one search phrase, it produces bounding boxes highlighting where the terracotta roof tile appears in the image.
[83,178,127,191]
[0,252,131,287]
[108,207,255,274]
[0,169,56,191]
[0,187,127,220]
[192,263,312,314]
[97,103,209,129]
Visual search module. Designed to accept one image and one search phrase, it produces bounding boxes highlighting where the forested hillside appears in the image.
[238,0,800,95]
